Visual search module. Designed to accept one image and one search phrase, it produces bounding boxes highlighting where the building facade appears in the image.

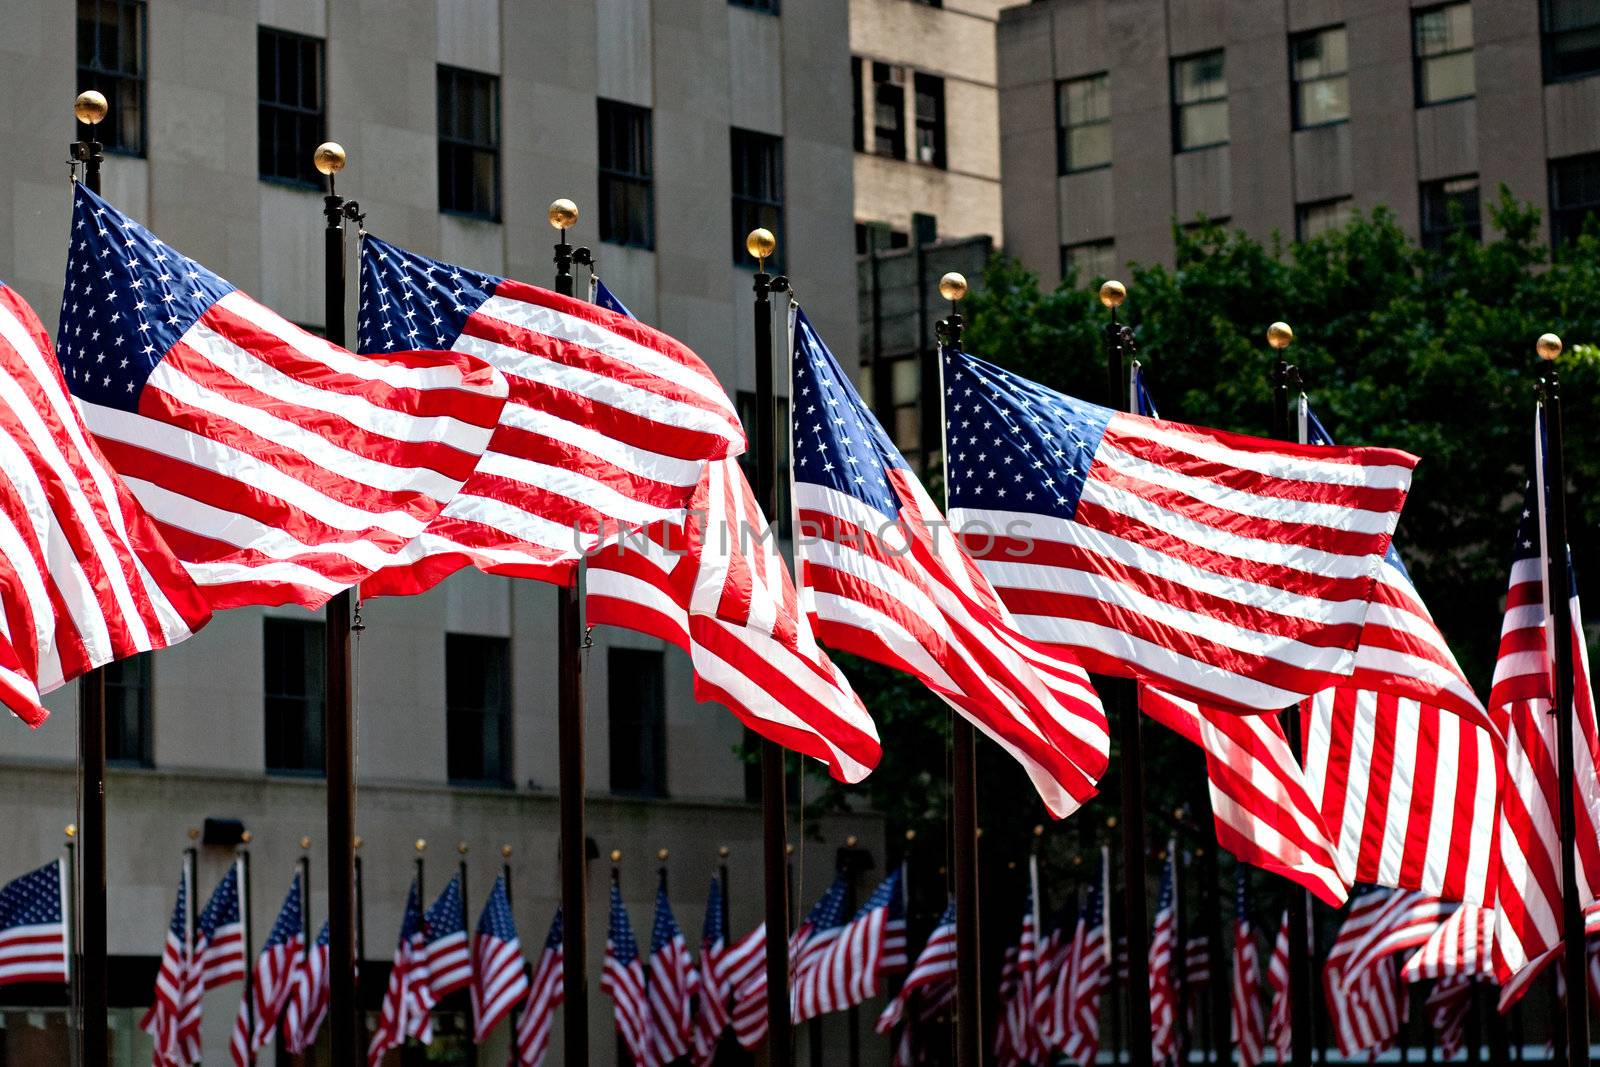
[997,0,1600,289]
[0,1,886,1064]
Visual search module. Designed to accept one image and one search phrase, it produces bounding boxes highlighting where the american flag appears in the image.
[1230,871,1265,1067]
[691,877,729,1067]
[280,921,329,1055]
[1031,922,1067,1052]
[1297,401,1498,907]
[1323,885,1402,1058]
[354,236,744,595]
[470,874,528,1044]
[646,879,694,1063]
[173,862,245,1060]
[1140,687,1346,906]
[229,872,304,1066]
[1148,846,1179,1065]
[1058,850,1109,1067]
[1492,898,1600,1010]
[792,311,1109,817]
[876,899,957,1038]
[1424,975,1474,1057]
[602,880,655,1066]
[57,185,508,611]
[1487,415,1600,983]
[792,866,906,1022]
[1399,902,1492,982]
[0,282,208,726]
[423,872,472,999]
[729,874,851,1049]
[941,348,1418,713]
[140,867,190,1065]
[512,907,564,1067]
[0,860,68,986]
[994,895,1041,1067]
[1338,890,1456,994]
[368,880,433,1066]
[1265,910,1291,1063]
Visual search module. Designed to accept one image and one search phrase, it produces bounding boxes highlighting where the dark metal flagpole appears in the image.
[1537,330,1591,1067]
[69,89,109,1067]
[745,226,794,1067]
[1099,279,1154,1067]
[930,271,983,1067]
[312,139,361,1067]
[1268,321,1315,1067]
[238,839,256,1065]
[549,197,593,1067]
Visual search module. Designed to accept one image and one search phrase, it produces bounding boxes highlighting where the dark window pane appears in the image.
[730,128,784,270]
[258,28,326,187]
[1291,27,1349,128]
[437,66,501,218]
[851,57,865,153]
[1172,51,1228,150]
[598,99,655,250]
[264,618,325,775]
[729,0,779,11]
[608,648,666,797]
[1420,176,1482,251]
[1545,0,1600,81]
[1550,152,1600,249]
[76,0,146,156]
[446,634,511,785]
[1415,4,1475,103]
[1057,73,1112,174]
[913,73,946,169]
[1296,197,1353,240]
[104,652,152,766]
[872,63,906,160]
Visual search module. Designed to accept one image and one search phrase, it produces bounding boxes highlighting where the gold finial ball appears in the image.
[1267,321,1294,350]
[188,827,201,841]
[457,841,469,855]
[240,830,253,844]
[65,824,77,839]
[502,844,513,859]
[845,835,859,848]
[415,838,427,852]
[785,843,796,856]
[1007,860,1017,871]
[658,848,670,862]
[1106,815,1118,829]
[1537,332,1563,361]
[353,835,363,850]
[975,828,985,840]
[74,90,109,126]
[313,142,347,176]
[548,198,579,231]
[746,228,777,263]
[300,836,312,850]
[1099,280,1127,309]
[904,829,916,842]
[1072,854,1082,866]
[610,849,623,864]
[938,272,968,302]
[718,846,731,859]
[1033,824,1045,838]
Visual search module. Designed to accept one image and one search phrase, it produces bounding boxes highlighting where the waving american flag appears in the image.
[513,907,565,1067]
[423,872,472,999]
[1058,851,1109,1067]
[691,877,729,1067]
[791,310,1108,816]
[355,236,744,595]
[1323,886,1403,1058]
[603,880,655,1066]
[175,862,246,1061]
[229,872,304,1066]
[646,878,694,1064]
[876,899,956,1040]
[140,866,190,1065]
[368,880,433,1066]
[281,921,330,1054]
[942,349,1418,713]
[0,860,68,988]
[729,874,850,1050]
[792,866,905,1022]
[1230,871,1265,1067]
[57,186,508,610]
[470,874,528,1044]
[1148,848,1179,1065]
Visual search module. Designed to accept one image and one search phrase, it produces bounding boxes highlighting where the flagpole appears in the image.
[299,835,313,975]
[65,824,80,1067]
[238,839,256,1066]
[69,89,110,1067]
[503,845,523,1043]
[459,842,476,1067]
[309,139,362,1067]
[746,226,795,1067]
[1099,279,1155,1067]
[1536,331,1590,1066]
[932,271,983,1067]
[353,833,366,1053]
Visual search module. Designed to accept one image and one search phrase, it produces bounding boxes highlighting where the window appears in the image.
[104,652,151,766]
[1419,176,1482,250]
[597,100,654,250]
[729,0,779,11]
[608,649,666,797]
[76,0,146,156]
[1061,240,1115,285]
[1550,152,1600,249]
[437,66,500,219]
[257,29,326,187]
[1544,0,1600,82]
[264,619,325,775]
[1291,26,1349,128]
[1296,197,1353,240]
[851,58,865,153]
[1414,4,1475,105]
[871,63,907,160]
[730,128,784,269]
[446,634,511,785]
[914,74,946,168]
[1057,73,1111,175]
[1172,51,1228,151]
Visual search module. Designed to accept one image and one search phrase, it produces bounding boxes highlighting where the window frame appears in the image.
[1289,25,1350,130]
[76,0,148,157]
[1418,175,1482,251]
[257,27,327,189]
[730,127,785,271]
[728,0,780,12]
[1295,197,1354,242]
[1061,239,1116,286]
[1170,50,1230,153]
[1413,3,1476,107]
[1549,151,1600,251]
[1056,72,1112,176]
[436,64,502,221]
[1542,0,1600,84]
[104,651,153,767]
[263,617,326,777]
[597,98,656,250]
[870,62,907,161]
[445,633,513,787]
[607,647,668,798]
[912,72,947,169]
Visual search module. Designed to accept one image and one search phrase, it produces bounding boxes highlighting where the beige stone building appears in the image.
[0,1,885,1064]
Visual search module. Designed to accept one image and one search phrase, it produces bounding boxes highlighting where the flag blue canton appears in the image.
[1234,869,1250,922]
[0,862,61,929]
[857,867,904,921]
[262,876,303,949]
[425,873,467,938]
[942,349,1111,520]
[314,921,330,948]
[544,907,565,951]
[1085,857,1104,919]
[357,234,502,355]
[791,307,905,519]
[593,279,634,319]
[196,865,240,938]
[702,877,725,943]
[57,184,234,413]
[397,881,424,945]
[650,885,683,953]
[803,874,851,934]
[608,884,641,965]
[935,899,956,928]
[477,876,519,942]
[167,873,189,939]
[1133,365,1158,419]
[1155,854,1176,912]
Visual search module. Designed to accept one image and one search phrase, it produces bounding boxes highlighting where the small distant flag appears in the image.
[646,879,694,1063]
[1230,871,1265,1067]
[513,907,565,1067]
[601,882,654,1066]
[791,867,905,1021]
[177,862,246,1061]
[1148,847,1179,1065]
[876,899,956,1041]
[1323,886,1402,1058]
[140,866,191,1064]
[229,872,304,1066]
[691,877,729,1067]
[423,872,472,999]
[1058,850,1109,1067]
[0,860,68,987]
[368,880,434,1065]
[281,922,330,1054]
[470,874,529,1044]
